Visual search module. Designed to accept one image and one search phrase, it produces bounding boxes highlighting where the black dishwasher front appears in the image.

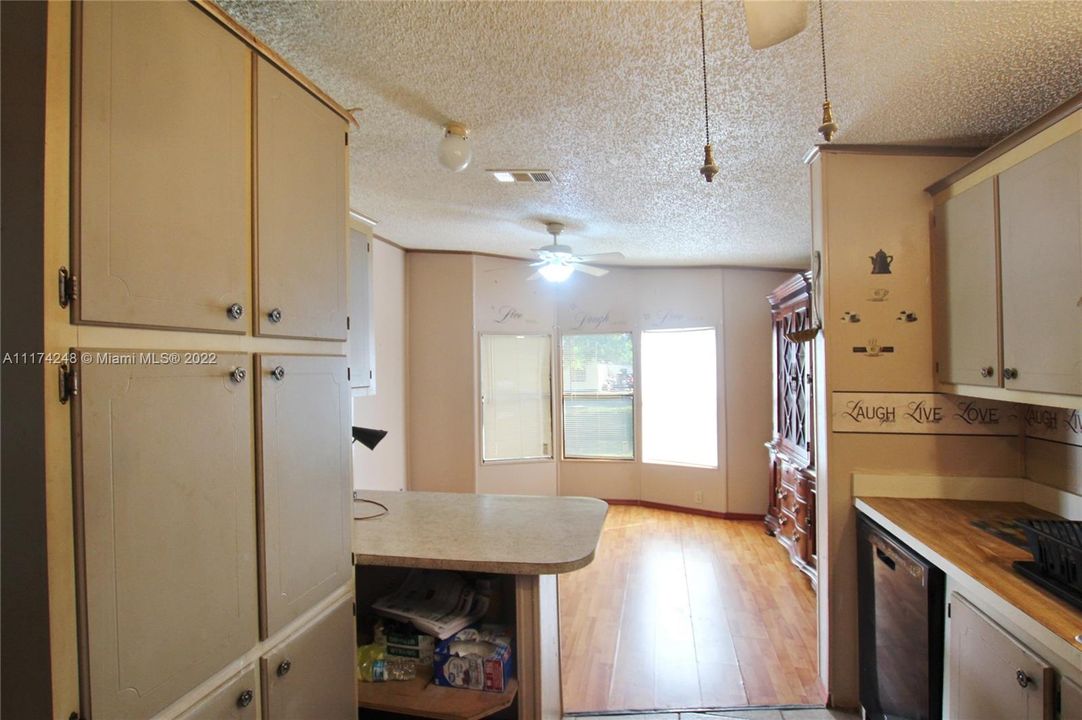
[858,514,945,720]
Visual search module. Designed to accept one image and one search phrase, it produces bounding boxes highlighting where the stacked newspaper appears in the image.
[371,570,490,640]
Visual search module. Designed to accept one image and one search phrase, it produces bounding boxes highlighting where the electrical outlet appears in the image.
[694,490,703,504]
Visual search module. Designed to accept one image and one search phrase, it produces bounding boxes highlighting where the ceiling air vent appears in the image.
[488,169,557,185]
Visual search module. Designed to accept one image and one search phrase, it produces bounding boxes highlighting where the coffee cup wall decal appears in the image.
[870,249,893,274]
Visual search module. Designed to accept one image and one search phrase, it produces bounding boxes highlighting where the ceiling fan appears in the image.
[743,0,808,50]
[530,222,624,283]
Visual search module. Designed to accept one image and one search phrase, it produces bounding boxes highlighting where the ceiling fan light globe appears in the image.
[438,123,472,172]
[538,263,574,283]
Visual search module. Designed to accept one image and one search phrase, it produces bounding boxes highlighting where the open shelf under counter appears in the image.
[357,666,517,720]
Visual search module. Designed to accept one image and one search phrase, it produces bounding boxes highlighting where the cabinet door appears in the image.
[261,595,356,720]
[999,131,1082,395]
[948,594,1053,720]
[933,178,1001,387]
[75,2,250,333]
[176,665,259,720]
[74,351,258,719]
[349,228,373,389]
[257,354,352,637]
[1061,676,1082,720]
[255,59,348,340]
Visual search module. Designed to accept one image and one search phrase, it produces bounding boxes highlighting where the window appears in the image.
[641,327,718,468]
[561,333,635,460]
[480,334,552,462]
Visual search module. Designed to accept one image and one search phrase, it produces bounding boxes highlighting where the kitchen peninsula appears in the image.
[352,491,608,720]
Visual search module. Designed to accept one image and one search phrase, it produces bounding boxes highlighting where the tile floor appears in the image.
[569,708,860,720]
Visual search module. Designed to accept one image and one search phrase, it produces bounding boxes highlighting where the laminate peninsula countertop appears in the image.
[352,490,608,575]
[856,496,1082,666]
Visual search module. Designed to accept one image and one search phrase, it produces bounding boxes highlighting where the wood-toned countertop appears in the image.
[856,497,1082,661]
[352,491,608,575]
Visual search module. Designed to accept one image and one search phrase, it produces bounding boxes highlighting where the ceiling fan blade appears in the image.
[572,252,624,262]
[743,0,808,50]
[573,263,609,277]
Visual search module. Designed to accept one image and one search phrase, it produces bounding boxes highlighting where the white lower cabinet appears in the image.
[948,593,1054,720]
[1061,676,1082,720]
[176,666,259,720]
[260,594,356,720]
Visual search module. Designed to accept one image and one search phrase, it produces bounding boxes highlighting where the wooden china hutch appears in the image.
[765,273,817,587]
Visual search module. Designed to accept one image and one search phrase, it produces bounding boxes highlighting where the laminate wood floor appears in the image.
[558,505,820,714]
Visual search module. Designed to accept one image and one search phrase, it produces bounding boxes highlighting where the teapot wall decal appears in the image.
[870,249,894,275]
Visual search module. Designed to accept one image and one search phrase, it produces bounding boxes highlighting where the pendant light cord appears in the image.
[699,0,711,145]
[818,0,829,103]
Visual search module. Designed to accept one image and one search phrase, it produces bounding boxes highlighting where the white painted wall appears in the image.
[352,238,408,492]
[455,254,791,512]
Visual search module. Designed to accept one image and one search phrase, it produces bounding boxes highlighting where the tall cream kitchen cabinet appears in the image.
[998,132,1082,396]
[255,58,348,341]
[53,2,360,719]
[73,2,250,333]
[932,178,1000,387]
[257,354,353,637]
[72,352,258,719]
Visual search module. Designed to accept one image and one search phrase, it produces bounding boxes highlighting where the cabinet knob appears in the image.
[277,659,292,677]
[227,303,244,320]
[980,366,994,378]
[1016,669,1031,688]
[236,689,253,708]
[1004,368,1019,380]
[268,308,283,324]
[271,366,286,381]
[230,367,247,384]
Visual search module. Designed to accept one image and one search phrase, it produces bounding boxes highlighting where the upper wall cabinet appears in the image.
[998,132,1082,396]
[932,178,1000,387]
[349,227,373,389]
[255,59,348,341]
[73,351,258,719]
[929,102,1081,404]
[75,2,250,333]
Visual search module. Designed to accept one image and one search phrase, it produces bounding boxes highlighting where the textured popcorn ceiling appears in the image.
[219,0,1082,267]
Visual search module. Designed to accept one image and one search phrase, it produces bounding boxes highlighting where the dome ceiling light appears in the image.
[438,121,472,172]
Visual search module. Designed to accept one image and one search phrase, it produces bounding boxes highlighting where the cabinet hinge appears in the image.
[947,602,951,618]
[59,266,79,308]
[346,316,351,331]
[59,360,79,404]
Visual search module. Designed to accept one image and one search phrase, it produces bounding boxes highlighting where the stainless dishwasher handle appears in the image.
[876,546,896,571]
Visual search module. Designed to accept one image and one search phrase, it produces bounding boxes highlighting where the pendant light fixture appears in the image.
[816,0,838,142]
[698,0,719,182]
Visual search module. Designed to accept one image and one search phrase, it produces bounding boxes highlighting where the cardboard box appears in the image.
[433,625,513,693]
[374,619,435,664]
